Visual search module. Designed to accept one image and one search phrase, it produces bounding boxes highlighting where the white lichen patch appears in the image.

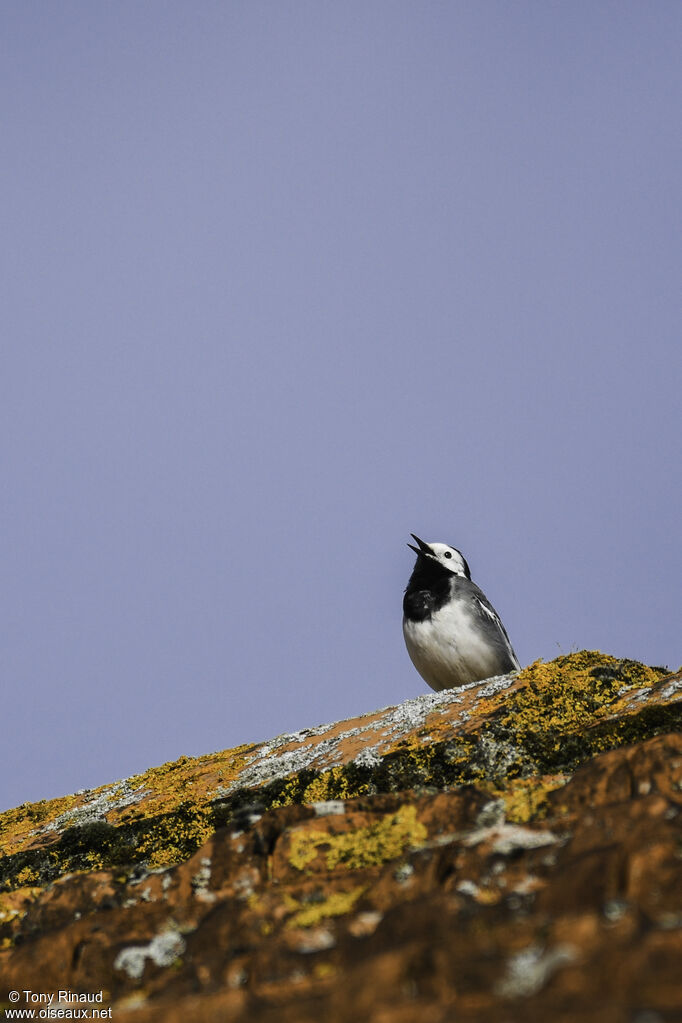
[219,736,348,793]
[394,862,414,884]
[495,943,577,998]
[114,929,186,980]
[192,858,215,902]
[312,801,346,817]
[233,871,257,900]
[455,879,480,897]
[352,748,382,769]
[348,911,383,937]
[220,672,518,795]
[619,671,682,708]
[662,677,682,700]
[463,823,559,856]
[510,875,542,895]
[290,926,336,954]
[358,672,517,742]
[40,781,149,835]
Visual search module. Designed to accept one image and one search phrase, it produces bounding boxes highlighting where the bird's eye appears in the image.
[444,551,452,559]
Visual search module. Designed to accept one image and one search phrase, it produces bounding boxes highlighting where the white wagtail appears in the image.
[402,534,520,691]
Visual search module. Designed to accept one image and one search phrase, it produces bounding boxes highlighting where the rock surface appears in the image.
[1,651,682,1021]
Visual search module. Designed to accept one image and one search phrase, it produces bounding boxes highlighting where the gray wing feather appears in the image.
[462,580,520,671]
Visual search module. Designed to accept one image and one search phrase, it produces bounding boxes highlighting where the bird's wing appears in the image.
[468,584,520,670]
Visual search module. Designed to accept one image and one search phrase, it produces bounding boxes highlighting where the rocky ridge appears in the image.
[1,650,681,1021]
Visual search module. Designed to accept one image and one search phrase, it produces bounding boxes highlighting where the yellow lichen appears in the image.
[285,887,365,928]
[313,962,337,979]
[262,766,372,811]
[501,775,568,824]
[0,793,81,857]
[493,652,668,768]
[14,867,40,886]
[288,805,427,873]
[135,804,214,870]
[0,742,254,863]
[0,652,674,897]
[300,768,366,804]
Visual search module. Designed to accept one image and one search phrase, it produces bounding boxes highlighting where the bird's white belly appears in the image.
[403,602,505,691]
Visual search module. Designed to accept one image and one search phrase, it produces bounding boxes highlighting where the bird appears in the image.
[402,534,520,691]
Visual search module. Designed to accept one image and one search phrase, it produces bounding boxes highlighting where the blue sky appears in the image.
[2,2,681,810]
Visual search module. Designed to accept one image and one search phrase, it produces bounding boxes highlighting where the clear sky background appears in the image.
[2,2,680,811]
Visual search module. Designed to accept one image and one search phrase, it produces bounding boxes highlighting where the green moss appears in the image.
[288,805,428,873]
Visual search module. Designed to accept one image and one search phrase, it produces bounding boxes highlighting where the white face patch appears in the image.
[423,542,469,578]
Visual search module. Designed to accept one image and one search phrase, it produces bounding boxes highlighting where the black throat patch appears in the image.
[403,557,454,623]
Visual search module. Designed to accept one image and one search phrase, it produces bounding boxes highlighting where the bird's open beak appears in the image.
[407,533,432,556]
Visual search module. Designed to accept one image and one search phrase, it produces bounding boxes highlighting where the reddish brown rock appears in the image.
[1,652,682,1021]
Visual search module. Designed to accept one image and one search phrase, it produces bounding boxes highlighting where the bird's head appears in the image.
[407,534,471,580]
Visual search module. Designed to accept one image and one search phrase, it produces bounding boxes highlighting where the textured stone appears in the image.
[1,651,681,1021]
